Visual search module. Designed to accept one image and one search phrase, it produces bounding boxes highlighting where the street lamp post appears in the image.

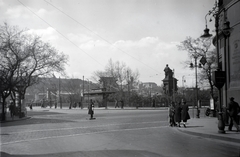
[86,78,90,108]
[127,70,130,107]
[182,75,186,98]
[82,76,85,109]
[172,69,175,102]
[200,1,231,133]
[190,57,202,118]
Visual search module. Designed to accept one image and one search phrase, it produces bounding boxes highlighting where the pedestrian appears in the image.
[29,100,33,110]
[41,99,45,108]
[174,101,182,127]
[169,102,176,127]
[152,99,156,107]
[9,102,14,119]
[29,104,33,110]
[78,101,82,108]
[73,102,77,108]
[115,99,119,108]
[181,100,190,128]
[88,99,95,119]
[227,97,240,132]
[121,99,124,109]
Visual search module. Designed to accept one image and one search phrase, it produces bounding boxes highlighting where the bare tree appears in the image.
[0,23,68,120]
[177,36,217,98]
[92,59,139,89]
[92,59,139,102]
[61,78,82,109]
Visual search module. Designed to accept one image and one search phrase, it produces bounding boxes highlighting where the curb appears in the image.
[177,128,240,144]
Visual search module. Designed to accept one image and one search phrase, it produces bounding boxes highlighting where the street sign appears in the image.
[212,70,226,89]
[200,56,207,65]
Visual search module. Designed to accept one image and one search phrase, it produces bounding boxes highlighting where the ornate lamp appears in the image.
[200,28,212,38]
[200,12,213,38]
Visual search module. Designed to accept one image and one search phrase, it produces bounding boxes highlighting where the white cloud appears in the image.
[5,5,30,19]
[75,36,182,65]
[79,39,110,50]
[27,27,59,41]
[67,33,92,44]
[36,8,47,16]
[0,1,4,7]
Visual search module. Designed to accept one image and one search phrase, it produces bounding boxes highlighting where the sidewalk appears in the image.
[177,117,240,144]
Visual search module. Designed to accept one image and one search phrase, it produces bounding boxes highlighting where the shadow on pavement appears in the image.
[1,117,74,127]
[27,111,64,116]
[184,126,204,128]
[1,150,164,157]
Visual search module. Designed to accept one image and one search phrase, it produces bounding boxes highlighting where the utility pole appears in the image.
[58,77,62,109]
[87,79,90,108]
[172,69,175,102]
[127,70,130,106]
[195,57,200,118]
[182,75,185,98]
[83,76,84,108]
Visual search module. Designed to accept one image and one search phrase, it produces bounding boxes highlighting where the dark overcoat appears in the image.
[174,104,182,123]
[88,103,94,115]
[181,103,190,122]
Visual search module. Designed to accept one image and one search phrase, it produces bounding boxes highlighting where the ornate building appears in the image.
[217,0,240,106]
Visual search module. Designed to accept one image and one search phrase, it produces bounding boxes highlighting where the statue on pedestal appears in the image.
[164,64,173,79]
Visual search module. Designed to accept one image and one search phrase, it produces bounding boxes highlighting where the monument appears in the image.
[162,64,178,101]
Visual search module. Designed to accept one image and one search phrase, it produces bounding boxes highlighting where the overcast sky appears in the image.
[0,0,215,87]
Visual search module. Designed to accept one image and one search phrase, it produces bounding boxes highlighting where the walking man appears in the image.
[227,97,240,132]
[88,99,95,120]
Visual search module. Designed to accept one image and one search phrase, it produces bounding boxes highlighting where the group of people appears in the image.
[168,97,239,131]
[169,99,190,128]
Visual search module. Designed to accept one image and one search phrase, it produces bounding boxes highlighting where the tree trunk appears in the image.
[1,96,6,121]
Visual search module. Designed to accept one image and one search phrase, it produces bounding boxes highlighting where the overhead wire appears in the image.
[43,0,161,74]
[17,0,105,68]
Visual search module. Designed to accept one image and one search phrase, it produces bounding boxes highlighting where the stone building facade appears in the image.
[218,0,240,106]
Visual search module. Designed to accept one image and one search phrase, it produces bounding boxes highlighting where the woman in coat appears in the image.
[181,100,190,128]
[174,101,182,127]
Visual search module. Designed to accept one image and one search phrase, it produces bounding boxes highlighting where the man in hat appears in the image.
[227,97,240,132]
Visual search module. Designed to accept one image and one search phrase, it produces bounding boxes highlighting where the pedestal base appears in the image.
[218,112,225,134]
